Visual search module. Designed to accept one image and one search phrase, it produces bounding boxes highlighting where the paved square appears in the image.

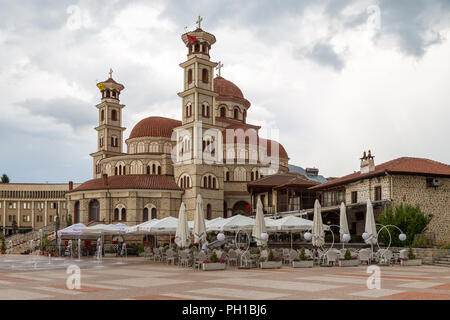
[0,255,449,300]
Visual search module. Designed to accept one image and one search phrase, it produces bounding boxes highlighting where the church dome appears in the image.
[214,77,251,108]
[129,116,181,139]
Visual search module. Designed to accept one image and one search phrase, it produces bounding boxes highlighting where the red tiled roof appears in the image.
[222,126,289,159]
[247,172,318,190]
[70,175,182,192]
[310,157,450,190]
[214,77,251,108]
[128,117,181,139]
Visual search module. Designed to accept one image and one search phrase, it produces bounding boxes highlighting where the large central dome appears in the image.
[214,76,251,108]
[128,116,181,139]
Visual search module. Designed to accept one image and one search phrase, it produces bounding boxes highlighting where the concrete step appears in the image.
[434,260,450,265]
[433,263,450,267]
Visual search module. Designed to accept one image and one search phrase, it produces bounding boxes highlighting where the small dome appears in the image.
[214,77,251,108]
[129,117,181,139]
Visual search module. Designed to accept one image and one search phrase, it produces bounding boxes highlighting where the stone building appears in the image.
[65,24,290,225]
[0,183,79,235]
[309,152,450,244]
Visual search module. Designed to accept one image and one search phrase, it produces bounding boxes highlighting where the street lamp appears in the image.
[55,202,60,256]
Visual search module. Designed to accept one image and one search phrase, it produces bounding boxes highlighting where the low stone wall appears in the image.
[392,247,449,264]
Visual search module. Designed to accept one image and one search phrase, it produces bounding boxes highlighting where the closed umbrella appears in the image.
[252,198,267,246]
[312,199,325,247]
[364,199,378,260]
[193,194,207,246]
[339,202,350,246]
[175,203,190,248]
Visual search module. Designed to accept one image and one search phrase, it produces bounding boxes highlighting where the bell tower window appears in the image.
[234,108,239,120]
[188,69,193,84]
[111,109,117,121]
[202,68,209,83]
[220,107,226,117]
[101,109,104,121]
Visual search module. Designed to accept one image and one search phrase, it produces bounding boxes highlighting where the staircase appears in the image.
[4,224,57,255]
[434,255,450,267]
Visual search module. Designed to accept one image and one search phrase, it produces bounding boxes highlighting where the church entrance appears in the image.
[232,201,250,216]
[89,199,100,222]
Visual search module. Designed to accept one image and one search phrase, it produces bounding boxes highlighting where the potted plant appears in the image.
[104,245,116,257]
[338,249,360,267]
[202,252,226,271]
[136,244,145,257]
[292,247,314,268]
[401,247,422,266]
[0,235,6,254]
[260,249,282,269]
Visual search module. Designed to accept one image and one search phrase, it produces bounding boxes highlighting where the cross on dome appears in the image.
[196,15,203,29]
[216,61,224,77]
[109,68,113,78]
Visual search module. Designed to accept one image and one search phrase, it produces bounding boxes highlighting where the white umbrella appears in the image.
[58,223,86,237]
[271,216,319,232]
[147,216,179,234]
[193,194,207,244]
[136,219,161,234]
[339,202,350,243]
[82,224,120,235]
[125,219,159,235]
[364,199,378,245]
[218,215,255,232]
[175,203,190,248]
[252,198,267,246]
[312,199,325,247]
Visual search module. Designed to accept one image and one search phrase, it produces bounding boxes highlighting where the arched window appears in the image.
[121,208,126,221]
[101,109,104,121]
[114,208,119,221]
[143,208,149,221]
[206,204,212,220]
[220,106,226,117]
[146,165,150,175]
[251,172,254,181]
[202,68,209,83]
[74,201,80,223]
[194,43,200,52]
[212,177,216,189]
[234,108,239,120]
[157,166,161,175]
[151,207,157,219]
[202,104,205,117]
[115,167,118,175]
[188,69,193,83]
[111,109,117,121]
[226,171,230,181]
[88,200,100,222]
[152,164,156,174]
[106,90,110,98]
[203,176,208,188]
[208,175,212,188]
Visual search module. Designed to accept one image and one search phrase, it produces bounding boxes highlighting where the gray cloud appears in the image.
[16,98,95,130]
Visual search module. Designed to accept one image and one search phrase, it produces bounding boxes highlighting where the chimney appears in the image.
[102,174,108,186]
[360,150,375,174]
[306,168,319,176]
[68,181,73,191]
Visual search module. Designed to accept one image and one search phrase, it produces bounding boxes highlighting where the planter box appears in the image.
[202,263,226,271]
[292,260,314,268]
[401,259,422,266]
[338,259,360,267]
[260,261,282,269]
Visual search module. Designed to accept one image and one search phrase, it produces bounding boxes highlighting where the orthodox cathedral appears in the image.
[65,24,290,225]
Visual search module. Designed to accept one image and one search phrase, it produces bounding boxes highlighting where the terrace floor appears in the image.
[0,255,449,300]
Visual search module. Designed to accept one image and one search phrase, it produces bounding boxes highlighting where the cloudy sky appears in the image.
[0,0,449,183]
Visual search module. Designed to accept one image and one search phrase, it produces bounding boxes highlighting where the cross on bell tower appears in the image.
[196,15,203,29]
[109,68,113,78]
[216,61,224,77]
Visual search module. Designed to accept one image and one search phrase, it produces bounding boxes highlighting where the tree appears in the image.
[66,214,73,227]
[378,204,432,247]
[0,235,6,254]
[1,174,9,183]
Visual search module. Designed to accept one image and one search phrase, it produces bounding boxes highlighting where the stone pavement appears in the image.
[0,255,449,300]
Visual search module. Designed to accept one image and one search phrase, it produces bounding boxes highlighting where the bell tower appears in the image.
[174,17,224,220]
[90,69,126,178]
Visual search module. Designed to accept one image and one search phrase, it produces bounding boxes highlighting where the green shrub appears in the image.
[344,249,352,260]
[268,249,275,262]
[210,252,219,263]
[408,247,416,260]
[378,204,432,247]
[0,235,6,254]
[136,244,145,255]
[411,234,426,248]
[299,247,307,261]
[440,244,450,249]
